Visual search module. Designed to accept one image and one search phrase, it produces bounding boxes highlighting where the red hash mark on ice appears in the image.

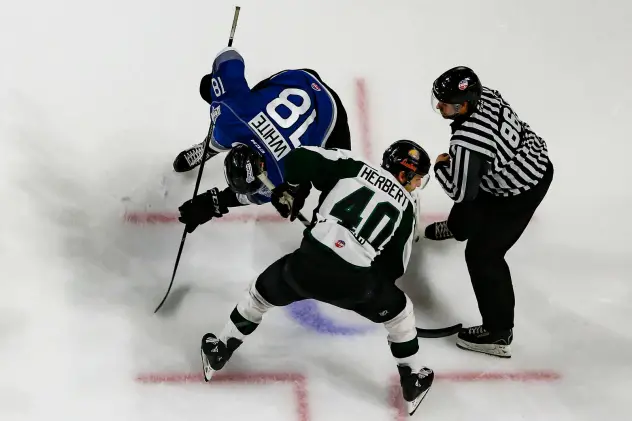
[389,370,562,421]
[136,372,309,421]
[137,369,560,421]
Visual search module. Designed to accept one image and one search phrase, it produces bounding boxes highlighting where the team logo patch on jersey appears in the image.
[211,105,221,122]
[311,83,321,91]
[335,240,346,248]
[458,79,469,90]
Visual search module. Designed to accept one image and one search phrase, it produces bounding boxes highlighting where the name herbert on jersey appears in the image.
[359,165,408,207]
[248,112,291,160]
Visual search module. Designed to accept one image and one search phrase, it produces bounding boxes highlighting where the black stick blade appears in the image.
[416,323,462,338]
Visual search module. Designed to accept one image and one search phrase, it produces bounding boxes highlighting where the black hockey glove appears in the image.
[271,182,310,221]
[178,187,229,233]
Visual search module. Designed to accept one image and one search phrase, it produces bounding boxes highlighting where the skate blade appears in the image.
[407,387,431,416]
[201,350,216,382]
[456,339,512,358]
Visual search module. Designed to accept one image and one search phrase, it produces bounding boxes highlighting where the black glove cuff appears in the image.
[434,160,450,171]
[219,187,248,208]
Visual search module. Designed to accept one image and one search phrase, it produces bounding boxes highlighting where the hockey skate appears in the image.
[424,221,453,240]
[201,333,242,381]
[456,325,512,358]
[173,141,217,173]
[397,365,434,416]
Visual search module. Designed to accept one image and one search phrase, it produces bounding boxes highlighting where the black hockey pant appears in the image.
[250,236,419,358]
[447,160,554,331]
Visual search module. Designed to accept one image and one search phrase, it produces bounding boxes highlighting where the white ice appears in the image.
[1,0,631,420]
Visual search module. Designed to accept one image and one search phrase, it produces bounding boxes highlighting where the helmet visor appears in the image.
[431,89,461,118]
[419,173,430,190]
[430,89,442,114]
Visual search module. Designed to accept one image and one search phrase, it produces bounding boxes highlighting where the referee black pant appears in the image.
[447,161,554,331]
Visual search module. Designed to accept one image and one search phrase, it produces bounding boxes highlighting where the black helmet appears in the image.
[223,143,266,195]
[381,140,431,187]
[432,66,482,106]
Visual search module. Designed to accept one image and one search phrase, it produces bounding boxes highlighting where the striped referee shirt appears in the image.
[434,87,550,202]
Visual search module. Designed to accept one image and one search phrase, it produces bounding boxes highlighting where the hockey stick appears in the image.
[416,323,462,338]
[154,6,242,314]
[257,173,311,227]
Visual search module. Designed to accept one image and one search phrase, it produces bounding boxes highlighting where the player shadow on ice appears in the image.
[8,102,231,316]
[151,285,193,317]
[9,123,249,376]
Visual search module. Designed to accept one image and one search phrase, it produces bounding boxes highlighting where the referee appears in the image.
[425,66,554,358]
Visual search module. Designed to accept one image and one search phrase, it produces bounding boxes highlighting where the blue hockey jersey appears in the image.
[201,47,339,204]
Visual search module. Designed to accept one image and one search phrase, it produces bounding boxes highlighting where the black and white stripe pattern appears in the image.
[434,147,473,203]
[440,87,549,198]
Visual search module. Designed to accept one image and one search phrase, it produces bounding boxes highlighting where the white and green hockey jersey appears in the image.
[283,146,417,282]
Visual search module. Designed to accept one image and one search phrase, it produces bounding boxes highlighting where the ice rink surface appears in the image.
[1,0,631,420]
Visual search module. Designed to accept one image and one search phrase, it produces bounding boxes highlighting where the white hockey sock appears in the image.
[219,319,246,343]
[383,294,422,372]
[219,280,275,343]
[383,294,417,343]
